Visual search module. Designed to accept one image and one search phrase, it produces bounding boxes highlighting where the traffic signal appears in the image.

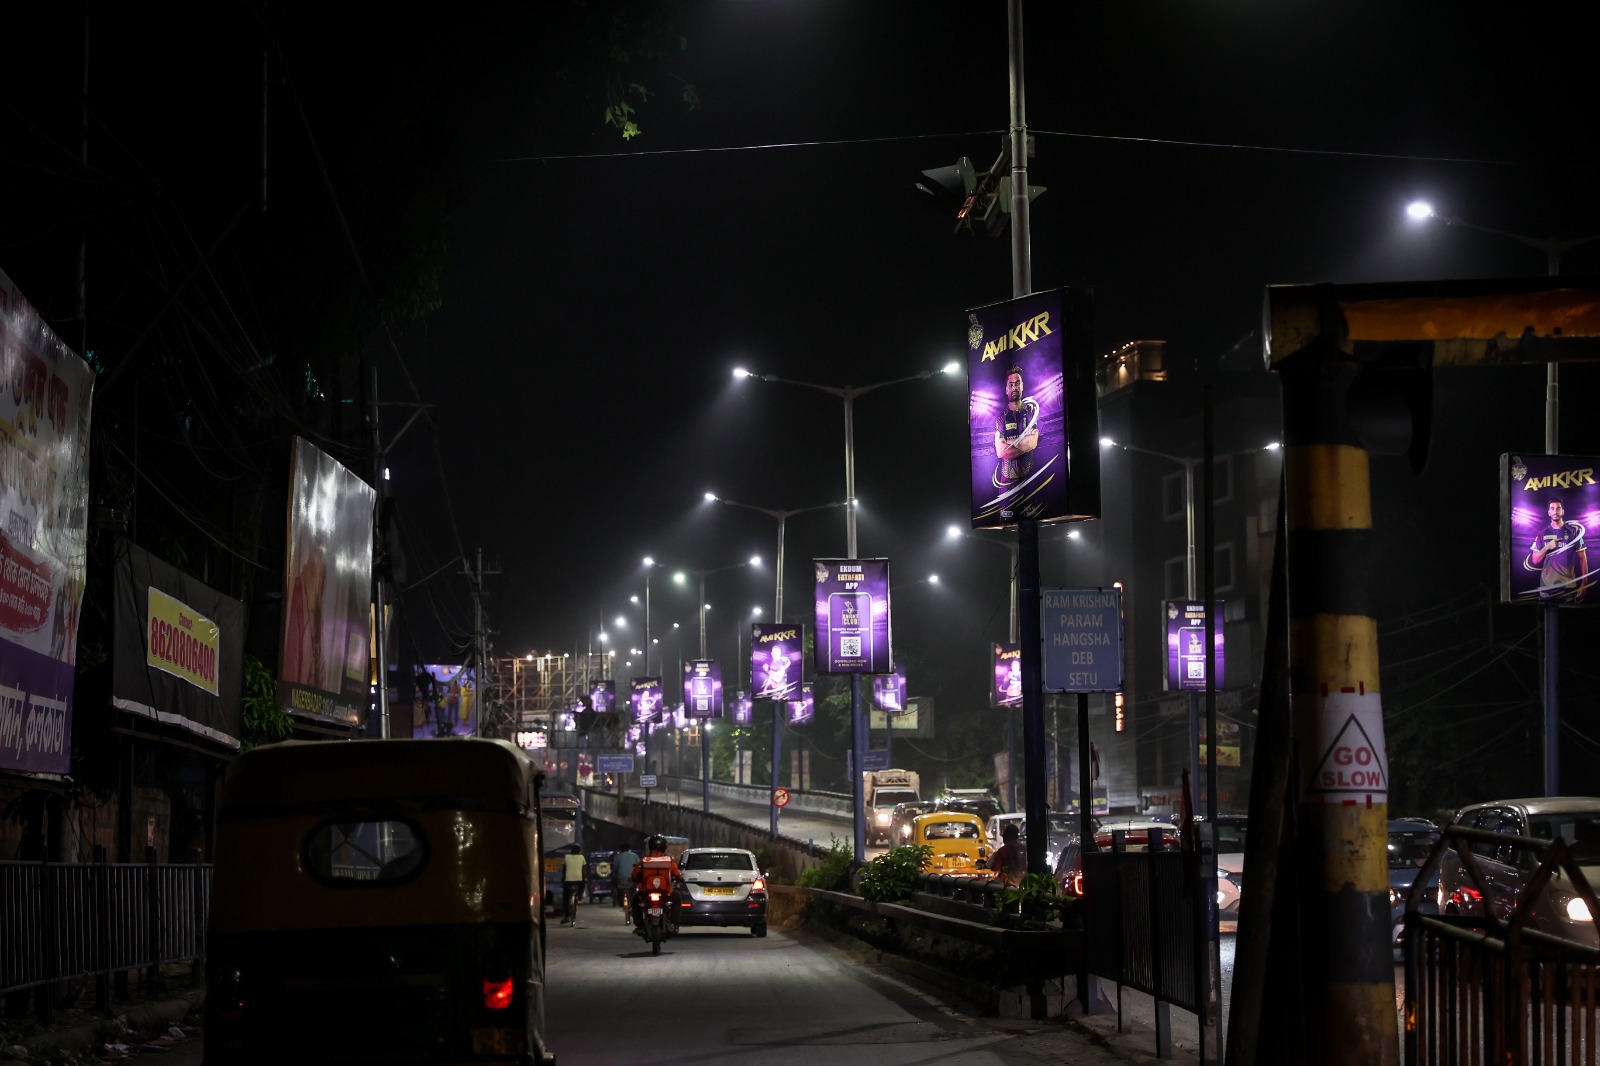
[918,150,1045,236]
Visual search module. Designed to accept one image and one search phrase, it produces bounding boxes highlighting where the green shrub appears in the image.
[991,871,1064,926]
[798,837,854,892]
[858,844,932,903]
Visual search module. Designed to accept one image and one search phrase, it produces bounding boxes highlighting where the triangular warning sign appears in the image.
[1309,712,1389,794]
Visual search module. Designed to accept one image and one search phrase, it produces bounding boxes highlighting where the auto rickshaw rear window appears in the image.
[303,818,428,884]
[924,821,980,839]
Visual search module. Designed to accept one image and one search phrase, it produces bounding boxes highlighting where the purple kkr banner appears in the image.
[813,559,891,674]
[1502,454,1600,605]
[589,678,615,714]
[873,665,907,714]
[787,683,814,725]
[671,702,688,729]
[732,692,753,724]
[630,676,663,723]
[683,660,723,718]
[1165,600,1225,692]
[992,643,1022,708]
[751,623,802,700]
[412,664,476,738]
[965,287,1099,528]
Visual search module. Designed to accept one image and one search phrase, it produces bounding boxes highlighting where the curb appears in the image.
[11,987,205,1059]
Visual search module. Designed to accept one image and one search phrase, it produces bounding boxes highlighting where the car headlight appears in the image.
[1561,893,1594,923]
[1390,887,1403,907]
[876,812,891,825]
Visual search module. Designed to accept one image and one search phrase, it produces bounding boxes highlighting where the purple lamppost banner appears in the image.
[751,623,803,701]
[1501,454,1600,605]
[630,676,663,723]
[1164,601,1225,692]
[993,643,1022,708]
[671,703,687,729]
[683,659,724,718]
[813,559,891,674]
[965,287,1099,528]
[732,692,753,724]
[787,683,814,725]
[590,679,615,714]
[873,665,907,714]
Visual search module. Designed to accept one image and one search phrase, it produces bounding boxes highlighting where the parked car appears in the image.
[1056,819,1180,897]
[1387,817,1441,954]
[675,847,768,937]
[1194,814,1248,920]
[1436,797,1600,948]
[910,811,992,875]
[934,791,1003,826]
[890,800,940,846]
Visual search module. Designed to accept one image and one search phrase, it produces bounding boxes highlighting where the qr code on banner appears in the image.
[840,637,861,657]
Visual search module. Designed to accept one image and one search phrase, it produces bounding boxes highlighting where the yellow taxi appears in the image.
[910,810,992,875]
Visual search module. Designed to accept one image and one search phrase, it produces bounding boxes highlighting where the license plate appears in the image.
[472,1028,523,1054]
[703,886,736,895]
[649,907,663,916]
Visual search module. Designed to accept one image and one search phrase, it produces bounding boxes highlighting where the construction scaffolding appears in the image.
[479,653,615,739]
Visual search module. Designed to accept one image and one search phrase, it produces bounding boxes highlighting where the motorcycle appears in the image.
[637,888,677,954]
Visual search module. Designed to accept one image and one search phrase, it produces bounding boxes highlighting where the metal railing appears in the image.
[1081,846,1203,1016]
[0,859,211,1003]
[1403,824,1600,1066]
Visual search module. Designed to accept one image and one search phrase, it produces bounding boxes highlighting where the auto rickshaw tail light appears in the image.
[482,976,515,1010]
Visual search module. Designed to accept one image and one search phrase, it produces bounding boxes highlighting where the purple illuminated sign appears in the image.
[1164,601,1224,692]
[589,679,615,714]
[993,643,1022,708]
[787,683,814,725]
[683,659,723,718]
[751,623,803,701]
[630,676,663,723]
[813,559,891,674]
[873,665,907,714]
[732,692,752,725]
[1502,454,1600,606]
[965,287,1098,528]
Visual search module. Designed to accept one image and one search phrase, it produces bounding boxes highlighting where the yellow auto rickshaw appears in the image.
[204,738,555,1065]
[910,810,992,874]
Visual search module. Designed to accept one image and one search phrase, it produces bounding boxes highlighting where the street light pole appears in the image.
[678,558,760,813]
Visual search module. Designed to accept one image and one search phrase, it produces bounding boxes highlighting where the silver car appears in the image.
[676,847,769,937]
[1436,797,1600,948]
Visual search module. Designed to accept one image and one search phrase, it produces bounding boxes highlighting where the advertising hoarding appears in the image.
[1164,600,1225,692]
[992,642,1022,707]
[589,679,615,714]
[787,682,814,724]
[110,540,245,751]
[732,692,752,724]
[278,436,376,727]
[412,663,476,738]
[1501,453,1600,605]
[813,559,891,674]
[0,268,94,775]
[872,664,907,714]
[630,676,663,723]
[683,659,723,718]
[751,623,802,701]
[965,287,1099,528]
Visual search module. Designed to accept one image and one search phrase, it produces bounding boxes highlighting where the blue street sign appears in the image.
[1042,587,1124,693]
[860,748,891,772]
[596,754,635,774]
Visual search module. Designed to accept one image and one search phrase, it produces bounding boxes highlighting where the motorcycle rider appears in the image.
[631,834,684,937]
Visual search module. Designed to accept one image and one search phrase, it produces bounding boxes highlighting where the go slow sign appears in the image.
[1042,587,1123,693]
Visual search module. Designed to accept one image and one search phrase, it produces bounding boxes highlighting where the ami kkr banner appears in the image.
[0,268,94,775]
[277,436,376,728]
[111,540,245,749]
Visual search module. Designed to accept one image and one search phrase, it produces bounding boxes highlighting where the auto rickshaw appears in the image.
[586,850,617,904]
[204,738,555,1065]
[910,810,992,875]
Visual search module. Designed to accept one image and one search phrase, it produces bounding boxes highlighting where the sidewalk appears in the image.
[1,975,205,1065]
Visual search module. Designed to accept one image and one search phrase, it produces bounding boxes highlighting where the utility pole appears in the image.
[462,548,500,738]
[368,370,429,740]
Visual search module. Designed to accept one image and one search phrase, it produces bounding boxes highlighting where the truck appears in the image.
[863,768,921,846]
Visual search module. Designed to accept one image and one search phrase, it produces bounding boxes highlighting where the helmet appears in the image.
[647,834,666,853]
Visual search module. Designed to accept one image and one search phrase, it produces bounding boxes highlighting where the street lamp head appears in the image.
[732,367,751,379]
[629,595,639,605]
[672,622,681,629]
[752,606,763,617]
[1068,529,1082,540]
[749,554,762,567]
[929,573,940,585]
[1099,436,1116,447]
[704,491,718,502]
[1264,441,1282,451]
[941,361,961,375]
[642,555,655,567]
[614,616,627,628]
[945,523,963,540]
[673,572,687,586]
[1406,200,1436,222]
[598,631,609,643]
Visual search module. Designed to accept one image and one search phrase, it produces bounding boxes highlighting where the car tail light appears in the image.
[752,877,766,892]
[482,976,514,1011]
[1070,869,1084,897]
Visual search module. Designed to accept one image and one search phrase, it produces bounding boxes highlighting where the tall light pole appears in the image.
[1406,201,1599,795]
[881,574,938,767]
[734,605,762,784]
[639,556,668,782]
[705,492,849,839]
[731,362,960,862]
[675,556,762,812]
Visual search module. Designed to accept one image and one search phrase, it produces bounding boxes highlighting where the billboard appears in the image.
[732,692,752,724]
[110,540,245,751]
[683,659,723,718]
[1502,454,1600,605]
[992,643,1022,707]
[965,287,1099,528]
[1164,600,1225,692]
[278,436,376,727]
[787,682,814,725]
[589,678,616,714]
[751,623,802,701]
[631,676,663,723]
[0,268,94,775]
[872,664,907,714]
[813,559,891,674]
[412,663,476,737]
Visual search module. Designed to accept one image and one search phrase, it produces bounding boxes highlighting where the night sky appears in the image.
[5,3,1600,795]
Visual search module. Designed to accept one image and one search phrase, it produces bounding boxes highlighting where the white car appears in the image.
[676,847,769,937]
[985,812,1027,850]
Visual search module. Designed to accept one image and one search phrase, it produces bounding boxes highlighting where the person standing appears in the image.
[560,846,586,925]
[1529,494,1591,602]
